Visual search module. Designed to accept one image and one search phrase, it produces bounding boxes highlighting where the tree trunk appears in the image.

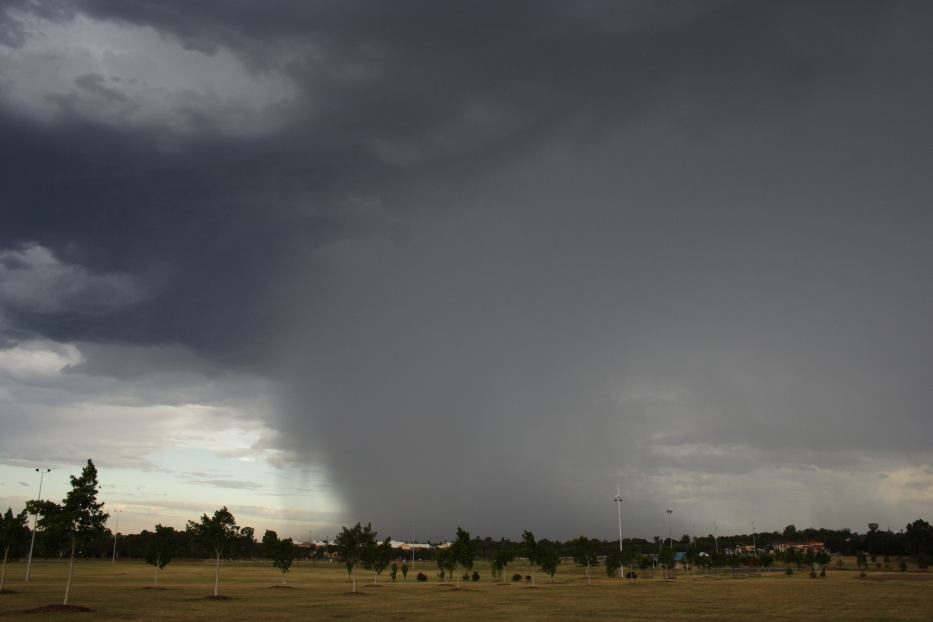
[531,564,535,586]
[1,546,8,591]
[351,570,356,593]
[63,539,76,605]
[154,557,160,588]
[281,571,287,585]
[456,566,460,589]
[213,551,221,597]
[586,561,591,585]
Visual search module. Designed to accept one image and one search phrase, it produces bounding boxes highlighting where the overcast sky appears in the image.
[1,0,931,542]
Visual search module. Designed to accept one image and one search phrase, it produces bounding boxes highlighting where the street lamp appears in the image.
[613,485,623,580]
[25,468,51,582]
[752,521,757,558]
[667,509,673,550]
[714,521,719,555]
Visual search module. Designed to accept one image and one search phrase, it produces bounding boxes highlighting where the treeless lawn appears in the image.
[0,560,931,621]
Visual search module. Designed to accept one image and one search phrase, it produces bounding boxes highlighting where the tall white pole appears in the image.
[714,521,719,554]
[752,521,757,558]
[411,525,415,569]
[667,510,673,550]
[25,468,50,582]
[111,511,120,563]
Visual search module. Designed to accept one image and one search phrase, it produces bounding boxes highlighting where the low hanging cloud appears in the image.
[0,244,143,313]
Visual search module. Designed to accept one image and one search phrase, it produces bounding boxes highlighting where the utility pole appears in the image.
[714,522,719,555]
[614,485,623,580]
[667,509,673,550]
[25,468,51,582]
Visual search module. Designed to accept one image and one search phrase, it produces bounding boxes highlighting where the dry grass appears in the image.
[0,559,931,621]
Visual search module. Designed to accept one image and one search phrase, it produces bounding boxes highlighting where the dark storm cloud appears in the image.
[1,1,932,538]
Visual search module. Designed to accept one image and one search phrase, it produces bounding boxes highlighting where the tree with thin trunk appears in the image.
[335,522,375,593]
[605,549,622,579]
[435,547,456,583]
[144,524,175,588]
[262,530,296,585]
[26,460,108,606]
[362,536,392,585]
[0,507,28,592]
[187,507,239,597]
[570,536,599,585]
[448,527,475,589]
[538,545,560,583]
[491,549,514,584]
[522,530,538,585]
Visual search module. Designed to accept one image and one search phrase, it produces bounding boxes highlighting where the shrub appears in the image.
[900,560,908,572]
[511,573,522,582]
[462,573,470,582]
[784,568,794,576]
[471,571,480,582]
[625,571,638,579]
[525,575,532,582]
[416,572,428,582]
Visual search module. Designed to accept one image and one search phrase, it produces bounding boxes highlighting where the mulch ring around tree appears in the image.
[203,595,234,600]
[139,586,168,590]
[268,585,293,589]
[22,605,92,614]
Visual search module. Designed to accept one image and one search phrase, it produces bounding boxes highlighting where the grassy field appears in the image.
[1,559,931,621]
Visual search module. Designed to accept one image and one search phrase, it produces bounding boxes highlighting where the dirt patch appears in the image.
[139,586,167,590]
[22,605,92,614]
[859,573,933,582]
[203,595,233,600]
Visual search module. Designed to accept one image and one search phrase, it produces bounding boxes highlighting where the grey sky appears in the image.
[0,1,931,540]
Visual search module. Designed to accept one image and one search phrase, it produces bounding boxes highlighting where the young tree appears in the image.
[335,522,375,592]
[448,527,475,589]
[538,545,560,583]
[605,549,622,579]
[435,547,456,583]
[362,536,393,584]
[27,460,108,606]
[0,507,28,592]
[570,536,599,585]
[262,530,296,585]
[491,549,514,584]
[187,507,239,597]
[144,524,175,588]
[390,562,398,582]
[401,561,409,580]
[522,530,538,585]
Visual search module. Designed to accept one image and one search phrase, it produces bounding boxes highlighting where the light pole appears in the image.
[752,521,757,558]
[667,509,673,550]
[111,510,121,563]
[25,468,51,582]
[613,485,623,580]
[714,521,719,555]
